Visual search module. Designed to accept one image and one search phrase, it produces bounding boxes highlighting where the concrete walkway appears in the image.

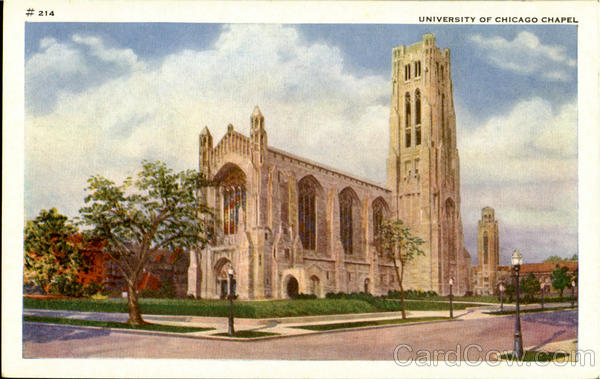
[23,302,576,341]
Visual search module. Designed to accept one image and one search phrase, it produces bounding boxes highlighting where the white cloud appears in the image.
[25,24,389,219]
[470,31,576,81]
[458,97,577,185]
[25,33,144,115]
[458,98,577,260]
[72,34,142,70]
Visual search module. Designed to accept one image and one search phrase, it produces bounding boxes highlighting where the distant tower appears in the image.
[387,33,468,295]
[477,207,499,295]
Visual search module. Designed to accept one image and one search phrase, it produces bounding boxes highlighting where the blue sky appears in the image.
[24,23,577,265]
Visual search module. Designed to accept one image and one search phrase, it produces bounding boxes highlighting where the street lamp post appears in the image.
[449,277,454,318]
[571,280,576,307]
[512,249,524,360]
[499,283,505,312]
[540,282,545,310]
[228,267,235,336]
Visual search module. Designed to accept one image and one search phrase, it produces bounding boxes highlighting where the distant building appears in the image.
[497,261,578,294]
[472,207,500,295]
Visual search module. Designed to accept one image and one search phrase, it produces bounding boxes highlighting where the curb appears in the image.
[24,316,461,342]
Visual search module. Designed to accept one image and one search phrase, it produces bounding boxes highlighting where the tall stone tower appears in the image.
[476,207,499,295]
[387,33,468,295]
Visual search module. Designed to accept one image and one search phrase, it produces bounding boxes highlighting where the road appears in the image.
[23,310,577,360]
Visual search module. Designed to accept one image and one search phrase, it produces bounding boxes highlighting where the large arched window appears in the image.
[340,188,360,255]
[215,164,246,235]
[298,176,319,250]
[223,186,245,235]
[483,231,489,265]
[405,93,411,148]
[372,198,388,255]
[415,89,422,146]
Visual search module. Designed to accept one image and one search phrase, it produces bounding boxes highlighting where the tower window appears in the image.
[404,64,411,80]
[483,231,489,265]
[415,89,422,145]
[405,93,411,148]
[441,94,445,130]
[414,61,421,77]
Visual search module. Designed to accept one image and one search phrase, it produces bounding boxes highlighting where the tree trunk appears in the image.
[559,289,564,302]
[392,254,406,320]
[127,283,145,326]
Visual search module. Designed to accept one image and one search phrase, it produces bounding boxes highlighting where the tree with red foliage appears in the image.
[24,208,106,296]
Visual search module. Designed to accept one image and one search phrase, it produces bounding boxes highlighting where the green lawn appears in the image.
[294,316,451,331]
[24,297,482,318]
[213,330,279,338]
[23,315,213,333]
[485,306,576,316]
[403,295,577,305]
[500,351,570,362]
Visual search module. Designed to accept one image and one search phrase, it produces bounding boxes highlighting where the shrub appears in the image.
[293,293,317,300]
[139,278,176,299]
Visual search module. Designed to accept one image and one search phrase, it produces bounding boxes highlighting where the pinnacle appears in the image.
[201,126,211,136]
[252,106,263,118]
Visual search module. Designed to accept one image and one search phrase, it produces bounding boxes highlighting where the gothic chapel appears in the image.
[187,34,472,299]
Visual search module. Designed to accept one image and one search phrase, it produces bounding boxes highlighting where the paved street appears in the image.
[23,310,577,360]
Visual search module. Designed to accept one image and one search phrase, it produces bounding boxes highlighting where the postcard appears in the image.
[3,1,599,378]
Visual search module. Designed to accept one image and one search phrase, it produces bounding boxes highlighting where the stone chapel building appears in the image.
[187,33,472,299]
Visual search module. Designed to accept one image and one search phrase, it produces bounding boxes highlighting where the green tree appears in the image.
[24,208,79,294]
[551,264,573,302]
[504,283,515,303]
[79,161,213,326]
[379,220,425,319]
[520,273,540,303]
[544,255,566,263]
[570,253,578,261]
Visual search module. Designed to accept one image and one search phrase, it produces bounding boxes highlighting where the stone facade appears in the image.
[187,34,471,299]
[387,33,470,296]
[472,207,500,295]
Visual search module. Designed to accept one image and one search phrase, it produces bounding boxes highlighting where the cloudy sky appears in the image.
[24,23,577,265]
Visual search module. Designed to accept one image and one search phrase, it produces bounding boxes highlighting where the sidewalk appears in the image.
[23,303,575,341]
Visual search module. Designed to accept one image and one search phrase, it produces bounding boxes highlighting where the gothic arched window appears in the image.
[483,231,489,265]
[223,186,246,235]
[405,93,411,148]
[441,93,445,130]
[415,89,422,145]
[215,164,247,236]
[340,191,353,254]
[372,198,387,255]
[340,188,359,255]
[298,176,318,250]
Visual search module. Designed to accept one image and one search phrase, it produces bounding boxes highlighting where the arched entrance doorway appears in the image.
[286,276,299,298]
[364,278,370,294]
[214,258,233,299]
[309,275,320,297]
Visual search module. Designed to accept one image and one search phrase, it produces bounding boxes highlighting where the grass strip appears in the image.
[24,315,213,333]
[213,330,279,338]
[24,297,482,318]
[500,351,570,362]
[294,316,450,331]
[485,306,576,315]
